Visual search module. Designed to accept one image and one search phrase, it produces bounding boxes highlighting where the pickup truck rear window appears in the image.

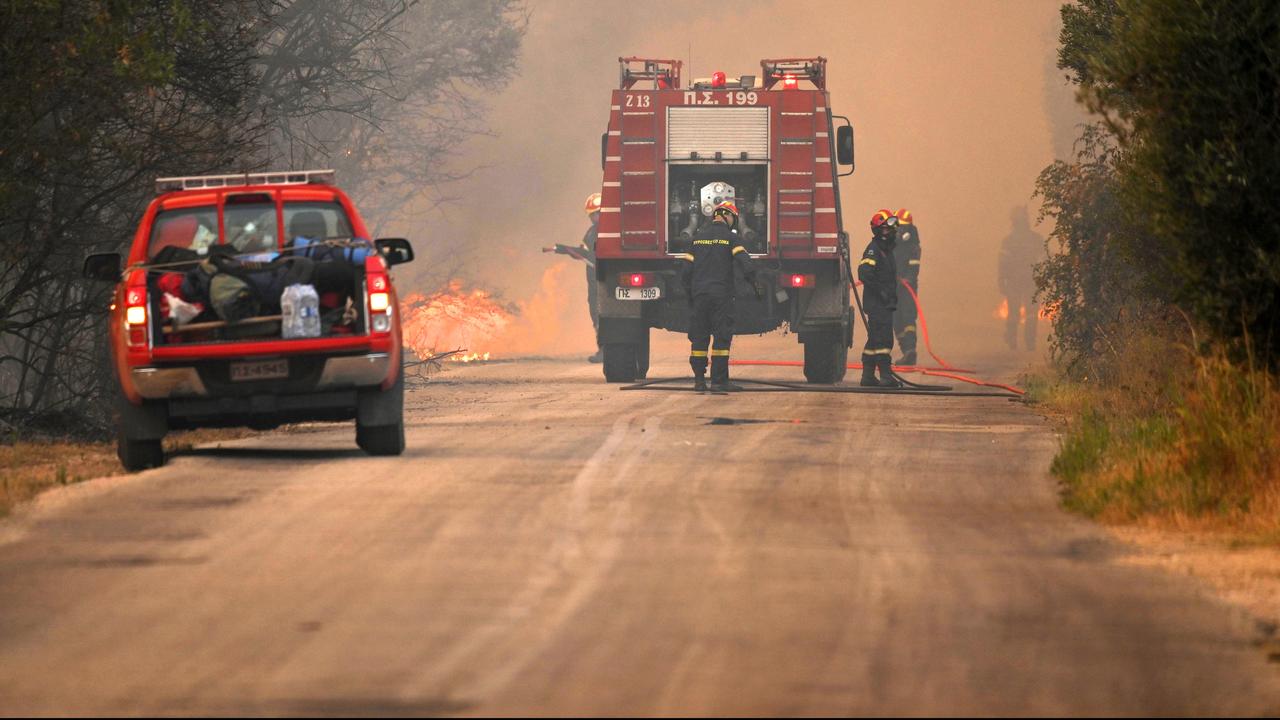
[284,202,354,243]
[149,207,217,258]
[224,201,278,255]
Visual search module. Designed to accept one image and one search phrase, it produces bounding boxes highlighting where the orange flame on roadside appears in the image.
[994,298,1009,320]
[399,264,594,363]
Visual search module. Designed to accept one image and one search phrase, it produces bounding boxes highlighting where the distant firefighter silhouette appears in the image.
[998,206,1044,351]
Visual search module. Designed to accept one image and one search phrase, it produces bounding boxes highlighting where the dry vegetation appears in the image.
[1026,333,1280,546]
[0,429,252,518]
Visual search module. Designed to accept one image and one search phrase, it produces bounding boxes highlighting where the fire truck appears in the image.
[594,57,856,383]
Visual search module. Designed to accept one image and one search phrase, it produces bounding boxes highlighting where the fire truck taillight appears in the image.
[619,272,654,288]
[786,274,816,289]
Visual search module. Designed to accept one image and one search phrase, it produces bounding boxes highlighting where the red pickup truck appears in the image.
[83,170,414,470]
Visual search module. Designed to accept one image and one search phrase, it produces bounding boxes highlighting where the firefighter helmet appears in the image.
[896,208,913,225]
[584,192,602,215]
[712,201,739,227]
[871,209,898,235]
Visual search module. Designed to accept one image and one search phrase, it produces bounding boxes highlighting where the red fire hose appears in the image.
[731,277,1025,395]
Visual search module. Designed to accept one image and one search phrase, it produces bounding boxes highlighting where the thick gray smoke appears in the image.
[399,0,1080,361]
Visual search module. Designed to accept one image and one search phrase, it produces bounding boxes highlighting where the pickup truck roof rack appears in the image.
[154,169,336,195]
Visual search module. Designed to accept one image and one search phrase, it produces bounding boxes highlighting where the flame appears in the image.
[399,264,594,362]
[1038,302,1058,321]
[400,279,514,362]
[994,298,1009,320]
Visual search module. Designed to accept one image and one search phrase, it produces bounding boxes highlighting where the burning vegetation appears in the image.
[400,264,593,363]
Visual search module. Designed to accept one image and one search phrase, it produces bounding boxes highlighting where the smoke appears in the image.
[391,0,1078,363]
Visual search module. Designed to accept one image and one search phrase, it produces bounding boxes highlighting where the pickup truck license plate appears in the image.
[615,286,661,301]
[230,359,289,382]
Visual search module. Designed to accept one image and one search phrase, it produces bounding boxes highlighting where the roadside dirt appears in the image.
[1110,525,1280,634]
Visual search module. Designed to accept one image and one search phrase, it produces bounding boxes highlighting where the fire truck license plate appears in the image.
[615,287,660,301]
[230,359,289,382]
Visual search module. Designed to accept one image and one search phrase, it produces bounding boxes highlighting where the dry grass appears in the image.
[1029,340,1280,546]
[0,428,254,518]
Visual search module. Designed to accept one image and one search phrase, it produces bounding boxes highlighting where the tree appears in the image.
[1077,0,1280,364]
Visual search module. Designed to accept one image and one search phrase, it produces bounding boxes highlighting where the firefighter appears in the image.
[558,193,603,362]
[858,210,902,388]
[678,201,760,392]
[893,208,922,366]
[998,206,1044,352]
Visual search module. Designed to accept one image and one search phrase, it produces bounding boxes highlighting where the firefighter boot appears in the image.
[877,356,903,389]
[694,375,707,392]
[896,349,917,366]
[860,354,881,387]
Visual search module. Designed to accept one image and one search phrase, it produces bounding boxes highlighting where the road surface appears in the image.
[1,338,1276,715]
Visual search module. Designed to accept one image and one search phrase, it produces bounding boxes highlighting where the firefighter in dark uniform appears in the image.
[858,209,902,388]
[677,201,760,392]
[892,208,921,366]
[553,193,603,362]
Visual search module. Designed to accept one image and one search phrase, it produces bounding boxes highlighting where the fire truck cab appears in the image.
[594,57,856,383]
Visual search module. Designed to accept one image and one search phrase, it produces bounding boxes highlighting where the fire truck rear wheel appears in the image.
[602,343,639,383]
[803,332,848,384]
[635,332,650,380]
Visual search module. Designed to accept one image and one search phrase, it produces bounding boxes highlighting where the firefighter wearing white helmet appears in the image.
[677,200,761,392]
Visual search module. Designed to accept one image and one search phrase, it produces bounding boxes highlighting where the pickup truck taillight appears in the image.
[784,273,816,289]
[124,271,149,347]
[366,261,391,334]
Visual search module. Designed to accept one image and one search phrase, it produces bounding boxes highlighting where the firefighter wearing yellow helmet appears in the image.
[859,209,902,387]
[555,193,604,362]
[677,200,761,391]
[893,208,922,365]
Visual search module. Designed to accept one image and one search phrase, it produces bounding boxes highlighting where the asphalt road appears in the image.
[1,338,1276,716]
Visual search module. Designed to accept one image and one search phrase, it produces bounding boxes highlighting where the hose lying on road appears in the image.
[620,376,1022,399]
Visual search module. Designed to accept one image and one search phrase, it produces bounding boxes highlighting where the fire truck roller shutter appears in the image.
[667,107,770,160]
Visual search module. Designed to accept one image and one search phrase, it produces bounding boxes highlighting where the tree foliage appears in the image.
[1037,0,1280,372]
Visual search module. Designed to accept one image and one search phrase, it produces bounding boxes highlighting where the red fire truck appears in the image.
[594,57,856,383]
[83,170,414,470]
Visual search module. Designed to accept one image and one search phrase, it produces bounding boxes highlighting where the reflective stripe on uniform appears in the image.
[859,258,876,266]
[677,253,694,261]
[690,350,708,358]
[908,259,920,265]
[864,348,893,355]
[732,246,746,255]
[901,325,916,333]
[710,349,730,357]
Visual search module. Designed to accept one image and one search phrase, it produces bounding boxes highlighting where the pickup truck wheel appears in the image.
[803,332,847,384]
[602,343,638,383]
[115,390,167,471]
[356,371,405,456]
[357,422,405,456]
[117,429,164,471]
